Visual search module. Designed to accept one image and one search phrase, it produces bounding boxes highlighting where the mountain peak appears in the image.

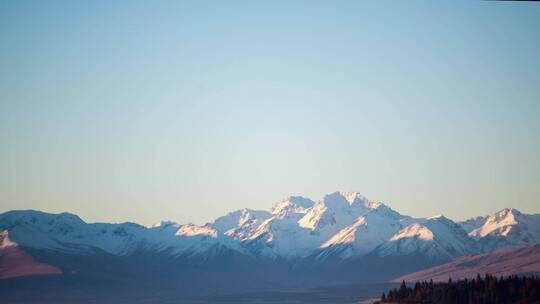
[0,210,85,225]
[176,224,218,238]
[212,208,271,234]
[321,192,353,210]
[150,220,180,231]
[427,214,453,222]
[270,196,314,218]
[320,191,382,212]
[466,207,533,242]
[390,223,434,241]
[338,191,367,203]
[496,208,522,218]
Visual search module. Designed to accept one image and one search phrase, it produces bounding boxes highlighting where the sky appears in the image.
[1,0,539,226]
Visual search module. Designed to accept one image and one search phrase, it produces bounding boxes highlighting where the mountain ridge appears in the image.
[1,191,539,284]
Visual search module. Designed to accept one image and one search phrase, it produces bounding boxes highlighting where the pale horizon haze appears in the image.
[1,1,539,226]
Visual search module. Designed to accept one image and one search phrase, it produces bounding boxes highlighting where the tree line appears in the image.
[376,274,540,304]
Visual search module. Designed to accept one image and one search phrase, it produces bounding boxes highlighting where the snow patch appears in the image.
[0,230,17,248]
[390,223,434,241]
[176,224,218,238]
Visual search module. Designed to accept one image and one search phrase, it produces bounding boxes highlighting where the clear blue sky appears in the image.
[1,0,539,225]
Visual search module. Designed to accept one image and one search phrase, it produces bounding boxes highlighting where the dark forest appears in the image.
[377,274,540,304]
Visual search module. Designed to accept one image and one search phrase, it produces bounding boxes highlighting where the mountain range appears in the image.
[1,191,539,293]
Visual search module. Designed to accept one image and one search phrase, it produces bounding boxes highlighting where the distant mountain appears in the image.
[317,204,410,259]
[0,210,241,257]
[394,244,540,282]
[459,208,540,252]
[1,191,539,288]
[241,192,386,258]
[373,215,480,262]
[212,208,271,236]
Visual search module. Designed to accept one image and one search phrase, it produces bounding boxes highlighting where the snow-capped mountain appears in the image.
[270,196,315,219]
[374,215,480,261]
[298,192,381,232]
[239,196,317,258]
[212,208,271,234]
[0,210,242,258]
[1,191,539,284]
[318,204,412,259]
[241,192,389,258]
[459,208,540,252]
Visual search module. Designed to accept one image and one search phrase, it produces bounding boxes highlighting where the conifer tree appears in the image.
[376,274,540,304]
